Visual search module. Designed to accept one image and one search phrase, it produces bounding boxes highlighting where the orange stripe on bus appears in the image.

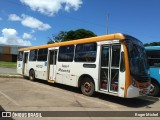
[123,42,132,98]
[18,33,125,51]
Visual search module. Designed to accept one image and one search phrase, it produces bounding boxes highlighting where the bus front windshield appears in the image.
[126,38,149,82]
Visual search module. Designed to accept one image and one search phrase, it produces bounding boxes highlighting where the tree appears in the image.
[144,42,160,46]
[47,29,97,44]
[63,29,97,41]
[47,31,67,44]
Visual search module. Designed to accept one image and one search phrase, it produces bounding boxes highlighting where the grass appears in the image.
[0,61,17,69]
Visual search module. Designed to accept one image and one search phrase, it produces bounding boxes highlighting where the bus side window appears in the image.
[58,45,74,62]
[37,48,48,61]
[29,50,38,61]
[24,53,28,63]
[18,51,23,61]
[53,51,57,65]
[75,42,97,62]
[147,50,160,67]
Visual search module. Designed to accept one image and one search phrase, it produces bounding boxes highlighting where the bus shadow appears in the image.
[34,79,81,94]
[94,93,159,108]
[33,79,159,108]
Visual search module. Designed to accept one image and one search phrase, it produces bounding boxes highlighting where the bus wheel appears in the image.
[81,77,95,96]
[149,80,160,97]
[29,70,35,81]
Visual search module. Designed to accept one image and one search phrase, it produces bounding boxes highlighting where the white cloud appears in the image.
[21,14,51,31]
[30,29,35,33]
[22,32,36,40]
[8,14,21,21]
[22,33,32,39]
[20,0,83,16]
[0,28,31,46]
[2,28,17,38]
[0,17,2,21]
[8,14,51,31]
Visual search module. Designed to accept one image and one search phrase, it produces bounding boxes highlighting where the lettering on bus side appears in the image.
[62,64,69,68]
[58,64,70,73]
[36,65,43,68]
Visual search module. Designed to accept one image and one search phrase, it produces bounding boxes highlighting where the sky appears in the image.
[0,0,160,46]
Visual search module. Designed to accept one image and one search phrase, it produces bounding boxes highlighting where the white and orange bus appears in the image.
[17,33,150,98]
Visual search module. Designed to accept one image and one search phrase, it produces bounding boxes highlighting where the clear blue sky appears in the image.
[0,0,159,46]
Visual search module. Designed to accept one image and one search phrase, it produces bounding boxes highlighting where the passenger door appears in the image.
[48,50,57,81]
[23,52,29,75]
[100,45,121,93]
[17,51,24,74]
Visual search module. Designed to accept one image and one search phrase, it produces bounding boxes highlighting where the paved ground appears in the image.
[0,77,159,120]
[0,67,16,74]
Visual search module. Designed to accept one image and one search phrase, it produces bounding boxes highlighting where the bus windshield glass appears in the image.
[126,37,149,82]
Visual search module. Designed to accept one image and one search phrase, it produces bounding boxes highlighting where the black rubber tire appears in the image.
[148,80,160,97]
[29,70,35,81]
[81,77,95,96]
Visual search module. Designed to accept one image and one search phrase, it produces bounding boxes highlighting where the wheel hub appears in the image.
[150,84,155,93]
[84,82,91,92]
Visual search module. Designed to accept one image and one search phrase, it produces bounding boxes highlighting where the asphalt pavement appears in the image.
[0,67,16,74]
[0,77,160,120]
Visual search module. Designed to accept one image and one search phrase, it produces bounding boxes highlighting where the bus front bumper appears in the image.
[126,85,151,98]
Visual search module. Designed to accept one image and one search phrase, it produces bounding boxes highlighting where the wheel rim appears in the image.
[84,82,91,93]
[30,71,33,80]
[150,84,155,93]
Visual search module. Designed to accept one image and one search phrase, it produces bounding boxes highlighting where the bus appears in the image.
[17,33,150,98]
[145,46,160,96]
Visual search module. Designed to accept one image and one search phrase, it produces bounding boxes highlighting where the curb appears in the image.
[0,74,23,78]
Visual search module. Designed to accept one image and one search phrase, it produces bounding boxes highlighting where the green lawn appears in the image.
[0,61,17,69]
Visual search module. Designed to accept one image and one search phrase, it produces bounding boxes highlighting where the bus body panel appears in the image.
[17,61,23,74]
[118,44,125,98]
[149,67,160,84]
[55,62,99,88]
[126,85,140,98]
[126,84,150,98]
[26,61,48,80]
[35,62,48,80]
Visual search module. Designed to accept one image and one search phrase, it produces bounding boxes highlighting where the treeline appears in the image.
[144,42,160,46]
[47,29,96,44]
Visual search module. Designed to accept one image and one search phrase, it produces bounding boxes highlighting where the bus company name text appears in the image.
[58,64,70,73]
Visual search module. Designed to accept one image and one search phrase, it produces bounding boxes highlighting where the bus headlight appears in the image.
[132,78,137,87]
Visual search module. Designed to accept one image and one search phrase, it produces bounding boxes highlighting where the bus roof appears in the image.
[18,33,125,51]
[145,46,160,50]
